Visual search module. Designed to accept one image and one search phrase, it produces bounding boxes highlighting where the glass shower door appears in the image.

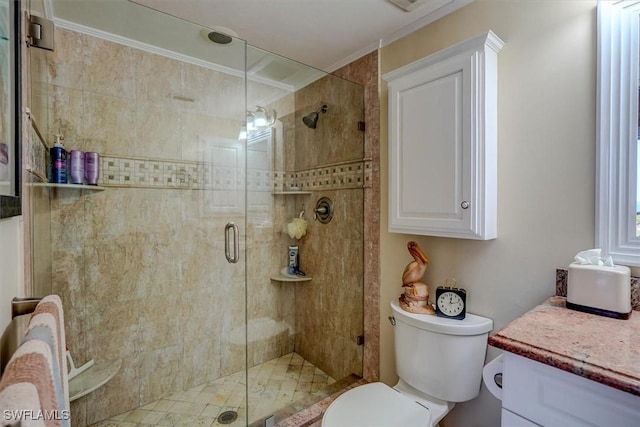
[27,0,365,423]
[27,0,253,424]
[244,45,365,424]
[184,37,250,425]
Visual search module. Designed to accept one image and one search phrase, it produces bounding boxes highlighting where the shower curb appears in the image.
[256,375,366,427]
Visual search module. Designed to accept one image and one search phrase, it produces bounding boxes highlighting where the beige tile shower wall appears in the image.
[42,27,292,425]
[295,77,364,170]
[246,128,296,367]
[292,75,365,381]
[294,189,364,380]
[52,189,247,424]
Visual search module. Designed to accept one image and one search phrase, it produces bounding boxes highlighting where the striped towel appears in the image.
[0,340,60,426]
[24,315,69,427]
[0,382,46,426]
[0,295,70,426]
[31,295,68,410]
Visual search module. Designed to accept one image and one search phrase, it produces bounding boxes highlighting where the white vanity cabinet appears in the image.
[383,31,503,240]
[501,353,640,426]
[501,409,539,427]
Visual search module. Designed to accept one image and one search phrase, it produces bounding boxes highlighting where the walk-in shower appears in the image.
[26,0,365,425]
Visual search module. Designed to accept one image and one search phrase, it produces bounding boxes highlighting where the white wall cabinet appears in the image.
[501,353,640,426]
[383,31,503,240]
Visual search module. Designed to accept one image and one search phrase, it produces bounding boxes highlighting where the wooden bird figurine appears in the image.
[399,241,435,315]
[402,241,430,285]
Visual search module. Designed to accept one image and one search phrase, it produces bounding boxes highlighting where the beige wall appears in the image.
[0,216,24,329]
[380,1,596,425]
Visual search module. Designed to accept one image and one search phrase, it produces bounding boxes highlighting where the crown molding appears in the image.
[325,0,473,73]
[380,0,473,48]
[52,18,295,92]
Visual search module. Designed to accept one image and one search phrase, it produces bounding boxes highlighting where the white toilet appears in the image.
[322,300,493,427]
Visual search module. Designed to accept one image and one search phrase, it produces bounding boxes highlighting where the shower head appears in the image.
[302,104,328,129]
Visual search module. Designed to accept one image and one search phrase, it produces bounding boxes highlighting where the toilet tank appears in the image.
[390,300,493,403]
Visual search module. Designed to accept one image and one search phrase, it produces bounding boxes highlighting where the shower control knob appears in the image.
[314,197,334,224]
[314,206,328,215]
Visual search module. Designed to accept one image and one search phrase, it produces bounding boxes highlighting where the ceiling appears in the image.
[46,0,472,72]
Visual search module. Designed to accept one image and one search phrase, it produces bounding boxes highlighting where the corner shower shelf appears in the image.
[31,183,106,192]
[69,358,121,401]
[270,273,312,282]
[272,191,312,195]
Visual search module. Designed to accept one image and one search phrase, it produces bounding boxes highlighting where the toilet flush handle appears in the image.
[494,373,503,389]
[388,316,396,326]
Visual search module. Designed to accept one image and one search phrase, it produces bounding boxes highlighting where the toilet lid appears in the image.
[322,382,431,427]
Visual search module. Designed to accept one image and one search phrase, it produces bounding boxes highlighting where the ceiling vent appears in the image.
[387,0,429,12]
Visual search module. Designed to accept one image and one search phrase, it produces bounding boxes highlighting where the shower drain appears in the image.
[218,410,238,424]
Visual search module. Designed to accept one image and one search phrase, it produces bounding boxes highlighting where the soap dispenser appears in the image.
[49,134,68,184]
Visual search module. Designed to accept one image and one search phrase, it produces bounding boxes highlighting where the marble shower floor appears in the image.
[92,352,335,427]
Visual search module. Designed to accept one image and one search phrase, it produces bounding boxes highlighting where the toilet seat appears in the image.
[321,382,431,427]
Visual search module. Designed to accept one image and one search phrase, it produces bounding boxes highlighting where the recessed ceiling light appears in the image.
[200,26,238,45]
[387,0,428,12]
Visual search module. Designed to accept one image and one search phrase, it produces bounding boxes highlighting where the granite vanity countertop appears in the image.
[488,296,640,396]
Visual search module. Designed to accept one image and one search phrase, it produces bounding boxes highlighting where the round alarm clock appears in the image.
[435,285,466,320]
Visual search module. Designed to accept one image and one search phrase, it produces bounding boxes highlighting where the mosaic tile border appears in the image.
[25,117,48,181]
[273,159,372,192]
[555,268,640,311]
[100,155,372,192]
[100,156,205,189]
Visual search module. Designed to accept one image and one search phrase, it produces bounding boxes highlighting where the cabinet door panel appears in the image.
[397,68,465,223]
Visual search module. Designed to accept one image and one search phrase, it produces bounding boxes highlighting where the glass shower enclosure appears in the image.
[26,1,364,425]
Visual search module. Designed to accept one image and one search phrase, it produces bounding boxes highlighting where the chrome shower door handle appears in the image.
[224,222,239,263]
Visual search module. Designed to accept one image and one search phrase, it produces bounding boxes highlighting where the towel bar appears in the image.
[11,297,42,318]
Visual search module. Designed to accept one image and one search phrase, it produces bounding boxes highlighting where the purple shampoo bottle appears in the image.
[85,152,100,185]
[69,150,85,184]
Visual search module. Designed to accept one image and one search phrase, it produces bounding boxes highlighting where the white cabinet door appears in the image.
[503,353,640,427]
[384,31,503,240]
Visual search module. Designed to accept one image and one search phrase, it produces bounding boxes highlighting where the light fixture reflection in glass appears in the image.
[238,125,247,140]
[239,107,277,140]
[246,112,255,131]
[254,106,276,128]
[254,108,268,127]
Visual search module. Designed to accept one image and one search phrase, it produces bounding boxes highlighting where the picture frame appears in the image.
[0,0,22,218]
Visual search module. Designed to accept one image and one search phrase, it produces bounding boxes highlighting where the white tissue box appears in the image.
[566,263,631,319]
